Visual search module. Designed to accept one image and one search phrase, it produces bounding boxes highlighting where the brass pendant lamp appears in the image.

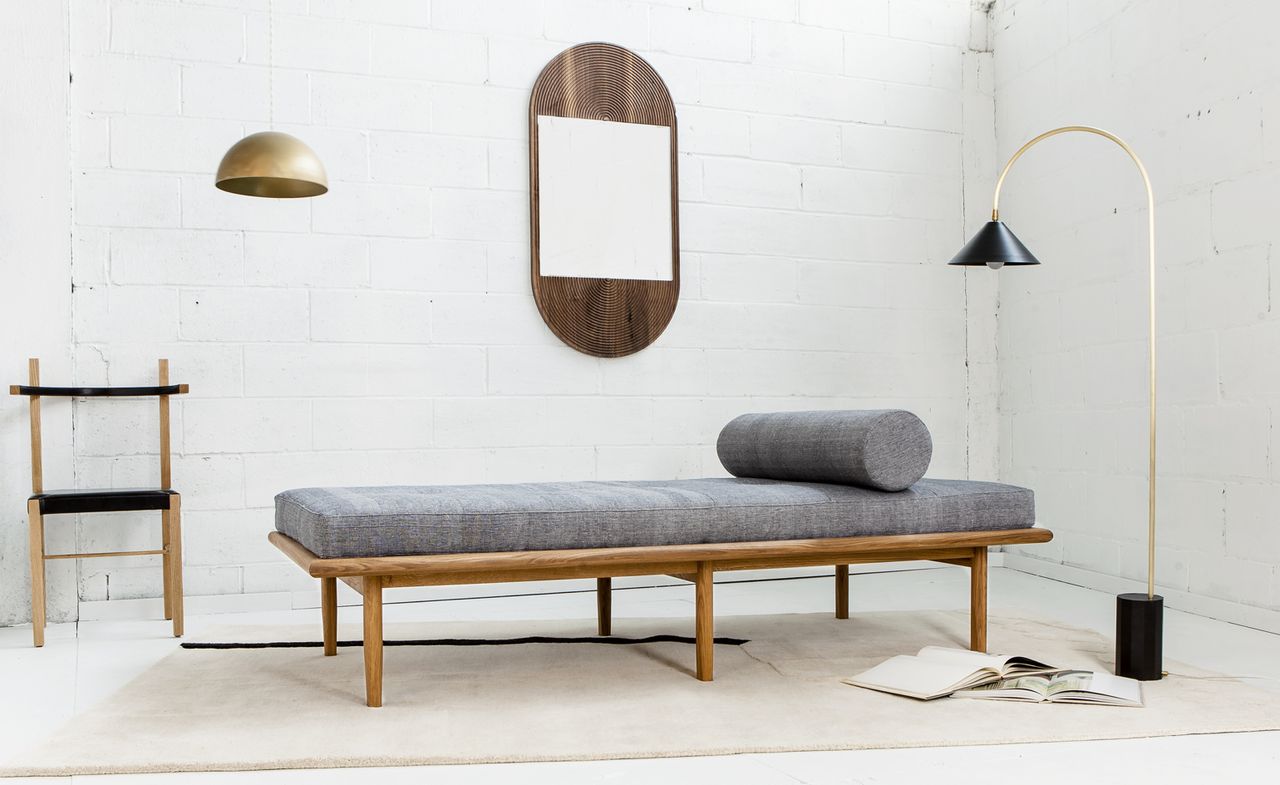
[215,0,327,198]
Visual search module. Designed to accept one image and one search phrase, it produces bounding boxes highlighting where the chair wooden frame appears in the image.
[270,526,1053,707]
[11,358,189,646]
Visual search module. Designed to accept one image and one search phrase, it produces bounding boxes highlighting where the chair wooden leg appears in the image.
[161,510,173,621]
[596,577,612,636]
[363,576,384,707]
[28,499,46,648]
[835,564,849,619]
[695,561,714,681]
[970,547,988,653]
[322,577,338,656]
[166,494,184,638]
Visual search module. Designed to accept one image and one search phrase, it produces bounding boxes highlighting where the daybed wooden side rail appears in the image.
[268,528,1053,707]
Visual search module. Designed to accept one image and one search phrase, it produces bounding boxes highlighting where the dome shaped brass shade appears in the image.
[215,131,328,198]
[948,221,1040,268]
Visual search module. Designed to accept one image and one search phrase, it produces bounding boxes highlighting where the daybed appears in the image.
[269,411,1050,706]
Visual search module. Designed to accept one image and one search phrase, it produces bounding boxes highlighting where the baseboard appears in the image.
[1003,552,1280,636]
[76,556,1002,620]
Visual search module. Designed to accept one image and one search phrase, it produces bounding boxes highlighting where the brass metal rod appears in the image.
[44,549,165,560]
[991,125,1157,599]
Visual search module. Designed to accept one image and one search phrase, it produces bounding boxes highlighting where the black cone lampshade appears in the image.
[948,221,1041,269]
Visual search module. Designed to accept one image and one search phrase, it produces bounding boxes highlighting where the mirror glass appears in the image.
[536,115,673,281]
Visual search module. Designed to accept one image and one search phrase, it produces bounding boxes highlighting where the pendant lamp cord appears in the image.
[267,0,275,129]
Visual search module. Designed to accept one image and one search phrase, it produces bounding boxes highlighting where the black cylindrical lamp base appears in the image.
[1116,593,1163,680]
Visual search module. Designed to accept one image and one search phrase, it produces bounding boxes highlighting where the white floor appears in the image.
[2,566,1278,784]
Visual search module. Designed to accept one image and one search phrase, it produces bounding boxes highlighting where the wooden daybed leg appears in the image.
[321,577,338,656]
[970,547,988,653]
[596,577,612,636]
[695,561,714,681]
[363,576,384,707]
[835,564,849,619]
[164,493,184,638]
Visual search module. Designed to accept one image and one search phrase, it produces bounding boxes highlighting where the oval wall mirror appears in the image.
[529,42,680,358]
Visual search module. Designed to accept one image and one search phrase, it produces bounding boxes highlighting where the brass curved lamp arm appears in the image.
[991,125,1157,599]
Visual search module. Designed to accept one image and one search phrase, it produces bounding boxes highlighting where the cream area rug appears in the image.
[4,611,1279,776]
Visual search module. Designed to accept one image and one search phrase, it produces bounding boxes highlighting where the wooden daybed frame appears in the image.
[269,526,1053,707]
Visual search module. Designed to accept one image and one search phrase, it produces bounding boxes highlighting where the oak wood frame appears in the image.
[270,526,1052,707]
[15,358,187,646]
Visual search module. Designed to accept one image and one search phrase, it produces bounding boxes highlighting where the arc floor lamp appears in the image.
[949,125,1163,681]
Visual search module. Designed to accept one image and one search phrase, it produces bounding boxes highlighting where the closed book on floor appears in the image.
[843,645,1059,700]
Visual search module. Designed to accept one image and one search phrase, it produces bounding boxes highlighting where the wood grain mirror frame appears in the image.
[529,42,680,358]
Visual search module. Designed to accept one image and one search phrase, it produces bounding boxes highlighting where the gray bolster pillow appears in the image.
[716,410,932,492]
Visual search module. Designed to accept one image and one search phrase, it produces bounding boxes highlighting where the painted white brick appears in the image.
[842,124,960,174]
[74,399,168,457]
[72,227,109,286]
[312,73,431,132]
[244,343,368,397]
[487,139,526,191]
[431,293,560,346]
[310,182,432,238]
[180,176,310,233]
[310,290,433,343]
[432,188,526,242]
[111,115,244,173]
[702,158,801,209]
[244,233,370,288]
[367,448,488,486]
[486,447,596,483]
[596,445,705,481]
[651,6,751,62]
[243,451,370,507]
[307,0,431,27]
[73,113,109,168]
[431,85,527,140]
[749,116,842,165]
[600,349,709,397]
[184,509,279,566]
[76,342,244,398]
[180,288,309,342]
[751,20,843,73]
[184,399,312,454]
[369,132,487,187]
[678,107,751,157]
[434,398,551,448]
[181,64,309,123]
[801,166,893,215]
[432,0,543,36]
[111,229,244,286]
[544,397,654,446]
[545,2,648,49]
[72,55,181,115]
[369,237,486,292]
[172,453,246,511]
[704,0,796,22]
[798,0,889,33]
[77,172,181,229]
[72,286,180,343]
[270,14,370,73]
[258,124,371,184]
[488,346,601,395]
[110,1,244,62]
[487,36,568,89]
[367,345,488,397]
[700,254,797,303]
[371,26,487,83]
[888,0,972,46]
[314,398,433,450]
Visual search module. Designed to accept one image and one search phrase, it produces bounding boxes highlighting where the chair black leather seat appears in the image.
[32,488,176,515]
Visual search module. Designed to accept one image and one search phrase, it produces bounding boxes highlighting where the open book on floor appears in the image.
[953,670,1143,707]
[843,646,1060,700]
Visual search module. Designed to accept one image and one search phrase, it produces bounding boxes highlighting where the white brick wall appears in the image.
[991,0,1280,618]
[2,0,988,623]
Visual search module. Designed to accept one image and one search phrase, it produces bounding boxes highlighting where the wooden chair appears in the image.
[10,358,188,646]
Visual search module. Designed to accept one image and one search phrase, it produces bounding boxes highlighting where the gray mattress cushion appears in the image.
[275,478,1035,559]
[717,409,933,491]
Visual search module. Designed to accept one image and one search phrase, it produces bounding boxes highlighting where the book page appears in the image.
[916,646,1009,672]
[848,654,1000,699]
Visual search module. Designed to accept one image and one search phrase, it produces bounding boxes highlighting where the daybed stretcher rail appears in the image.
[269,527,1053,708]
